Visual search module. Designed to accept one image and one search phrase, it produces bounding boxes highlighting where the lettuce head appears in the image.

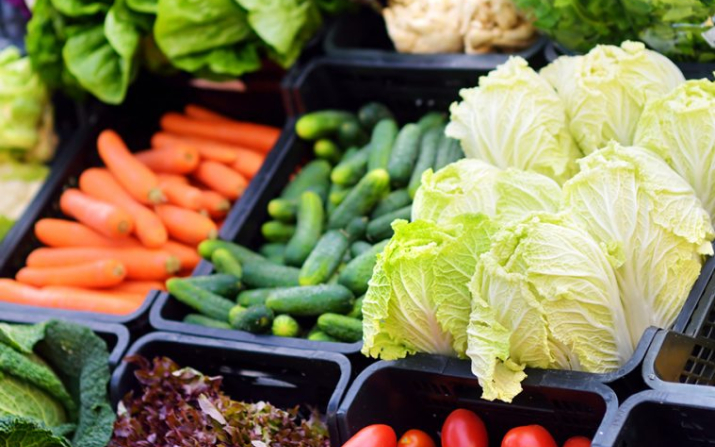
[445,57,581,184]
[634,79,715,221]
[541,41,685,155]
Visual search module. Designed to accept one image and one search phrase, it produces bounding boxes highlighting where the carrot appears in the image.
[34,219,140,248]
[27,247,180,281]
[160,113,280,153]
[152,132,238,164]
[0,279,138,315]
[231,150,264,179]
[80,168,168,248]
[193,161,248,200]
[158,177,202,210]
[184,104,232,122]
[44,286,144,309]
[155,205,218,245]
[199,190,230,218]
[109,280,165,294]
[97,130,166,205]
[17,259,126,288]
[135,145,200,174]
[162,240,202,270]
[157,173,189,184]
[59,189,134,239]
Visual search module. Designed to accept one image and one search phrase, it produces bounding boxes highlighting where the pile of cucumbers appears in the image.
[168,102,464,344]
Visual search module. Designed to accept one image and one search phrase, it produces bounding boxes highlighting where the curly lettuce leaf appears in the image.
[0,417,71,447]
[49,0,111,17]
[0,374,68,428]
[0,322,48,354]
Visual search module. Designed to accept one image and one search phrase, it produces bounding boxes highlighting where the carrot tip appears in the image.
[149,188,167,205]
[165,256,181,274]
[207,230,218,240]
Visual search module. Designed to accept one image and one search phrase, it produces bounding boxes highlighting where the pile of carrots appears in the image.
[0,105,280,315]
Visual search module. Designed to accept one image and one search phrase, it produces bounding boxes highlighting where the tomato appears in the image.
[399,429,436,447]
[501,425,558,447]
[441,409,488,447]
[343,424,397,447]
[563,436,591,447]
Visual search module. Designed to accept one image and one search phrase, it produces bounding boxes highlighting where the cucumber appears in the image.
[338,120,369,148]
[284,191,324,267]
[358,102,394,130]
[229,304,274,333]
[296,110,355,140]
[307,331,339,342]
[345,217,368,242]
[416,111,446,131]
[259,243,286,264]
[183,274,241,297]
[211,248,243,280]
[318,313,363,343]
[367,119,398,171]
[387,123,422,187]
[299,230,351,285]
[367,205,412,242]
[314,139,343,164]
[347,296,364,319]
[329,183,351,207]
[280,160,332,201]
[237,288,281,307]
[342,146,359,160]
[243,260,301,288]
[339,240,389,295]
[268,198,297,222]
[265,285,354,316]
[434,136,464,171]
[328,169,391,230]
[168,278,234,321]
[408,126,442,198]
[262,221,296,242]
[198,240,264,263]
[370,189,412,219]
[350,241,373,258]
[331,144,369,186]
[272,314,301,337]
[184,313,232,330]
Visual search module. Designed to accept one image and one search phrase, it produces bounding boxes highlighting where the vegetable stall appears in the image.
[1,0,715,446]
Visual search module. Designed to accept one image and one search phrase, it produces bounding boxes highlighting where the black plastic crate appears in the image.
[0,73,286,332]
[110,331,351,445]
[592,390,715,446]
[1,309,130,369]
[337,355,617,446]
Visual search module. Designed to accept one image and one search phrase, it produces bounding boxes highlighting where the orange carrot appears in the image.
[34,219,140,248]
[17,259,126,288]
[162,240,202,270]
[158,177,202,210]
[44,286,144,309]
[155,205,218,245]
[152,132,238,164]
[59,189,134,239]
[80,168,168,248]
[160,113,280,153]
[0,279,138,315]
[193,161,248,200]
[157,173,189,184]
[97,130,166,205]
[199,190,231,218]
[109,280,165,294]
[231,150,264,179]
[184,104,232,122]
[27,247,180,281]
[135,145,200,174]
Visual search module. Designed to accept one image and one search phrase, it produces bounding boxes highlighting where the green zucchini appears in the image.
[198,240,264,263]
[387,123,422,187]
[211,248,243,280]
[331,144,369,186]
[265,284,354,316]
[280,160,332,201]
[242,260,301,288]
[350,240,373,258]
[183,274,241,298]
[367,205,412,242]
[358,102,394,130]
[346,296,364,319]
[328,169,391,230]
[408,126,442,198]
[259,243,286,265]
[296,110,355,140]
[307,331,339,342]
[229,304,274,333]
[272,314,301,337]
[184,313,232,330]
[267,198,297,222]
[261,221,296,242]
[284,191,324,267]
[168,278,234,321]
[367,119,398,171]
[318,313,363,343]
[314,139,343,164]
[299,230,351,285]
[416,111,446,131]
[338,120,369,148]
[370,189,412,219]
[434,136,464,171]
[338,240,389,295]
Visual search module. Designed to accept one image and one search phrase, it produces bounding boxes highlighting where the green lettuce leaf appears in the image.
[50,0,111,17]
[0,374,68,428]
[0,417,71,447]
[446,57,581,184]
[0,322,48,354]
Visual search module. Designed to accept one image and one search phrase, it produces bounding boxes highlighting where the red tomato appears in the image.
[441,409,488,447]
[501,425,558,447]
[563,437,591,447]
[399,429,437,447]
[343,424,397,447]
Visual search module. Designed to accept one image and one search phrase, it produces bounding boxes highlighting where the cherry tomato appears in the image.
[441,409,488,447]
[563,436,591,447]
[399,429,436,447]
[343,424,397,447]
[501,425,558,447]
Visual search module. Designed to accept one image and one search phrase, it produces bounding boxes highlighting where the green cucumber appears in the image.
[387,123,422,187]
[243,260,301,288]
[265,285,354,316]
[296,110,355,140]
[272,314,301,337]
[237,288,280,307]
[367,205,412,242]
[211,248,243,280]
[345,217,368,242]
[307,331,339,342]
[347,296,364,319]
[284,191,324,267]
[184,313,232,329]
[328,169,391,230]
[408,126,442,198]
[370,189,412,219]
[350,241,373,258]
[367,119,398,171]
[331,144,369,186]
[299,230,351,285]
[314,139,343,164]
[259,243,286,265]
[358,102,394,130]
[261,221,296,242]
[318,313,363,342]
[198,240,264,263]
[183,274,241,297]
[338,240,389,295]
[280,160,332,201]
[229,305,274,333]
[342,146,359,160]
[416,111,446,131]
[168,278,234,321]
[268,198,297,222]
[338,120,369,148]
[329,183,351,207]
[434,136,464,171]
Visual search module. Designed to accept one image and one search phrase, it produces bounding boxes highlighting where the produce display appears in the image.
[0,319,114,446]
[0,104,278,315]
